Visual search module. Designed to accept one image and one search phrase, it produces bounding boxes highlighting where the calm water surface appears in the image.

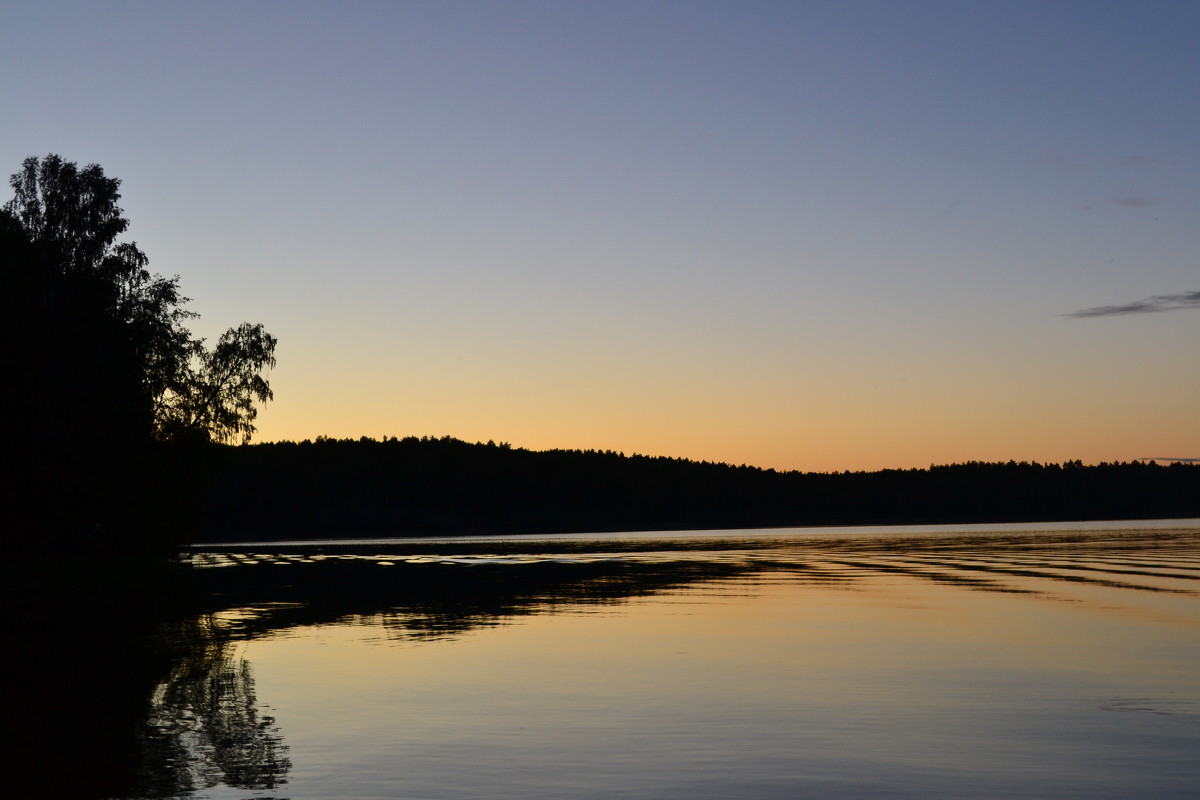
[131,521,1200,798]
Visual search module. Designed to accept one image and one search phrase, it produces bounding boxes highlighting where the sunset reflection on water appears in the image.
[130,522,1200,798]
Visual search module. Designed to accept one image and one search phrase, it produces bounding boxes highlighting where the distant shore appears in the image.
[193,436,1200,543]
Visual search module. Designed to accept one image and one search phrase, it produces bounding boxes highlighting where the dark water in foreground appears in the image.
[29,521,1200,798]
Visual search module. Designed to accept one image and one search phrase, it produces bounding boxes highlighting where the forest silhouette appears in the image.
[196,436,1200,542]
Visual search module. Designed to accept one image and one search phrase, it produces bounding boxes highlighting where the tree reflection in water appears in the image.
[10,527,1194,798]
[120,554,745,798]
[3,556,290,800]
[135,615,290,797]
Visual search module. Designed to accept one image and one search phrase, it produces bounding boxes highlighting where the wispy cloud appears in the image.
[1138,457,1200,463]
[1114,197,1161,208]
[1067,290,1200,318]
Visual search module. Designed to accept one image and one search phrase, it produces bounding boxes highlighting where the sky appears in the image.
[3,1,1197,472]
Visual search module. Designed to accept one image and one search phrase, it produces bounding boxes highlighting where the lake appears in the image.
[90,520,1200,798]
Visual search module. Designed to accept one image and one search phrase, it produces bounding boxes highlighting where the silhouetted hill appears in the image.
[193,436,1200,542]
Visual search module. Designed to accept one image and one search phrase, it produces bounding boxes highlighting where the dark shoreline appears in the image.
[189,516,1200,552]
[193,436,1200,543]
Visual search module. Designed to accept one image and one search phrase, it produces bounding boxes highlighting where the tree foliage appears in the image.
[3,154,277,446]
[157,322,278,445]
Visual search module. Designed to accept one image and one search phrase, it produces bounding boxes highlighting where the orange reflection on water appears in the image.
[166,525,1200,798]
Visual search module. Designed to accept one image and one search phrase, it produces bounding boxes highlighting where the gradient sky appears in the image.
[4,1,1197,471]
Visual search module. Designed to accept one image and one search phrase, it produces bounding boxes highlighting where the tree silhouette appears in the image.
[2,154,278,544]
[156,322,278,445]
[3,154,277,445]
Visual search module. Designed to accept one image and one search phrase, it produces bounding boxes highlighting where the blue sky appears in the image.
[4,1,1197,470]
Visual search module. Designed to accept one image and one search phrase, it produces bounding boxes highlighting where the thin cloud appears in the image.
[1067,290,1200,318]
[1138,457,1200,463]
[1114,197,1161,208]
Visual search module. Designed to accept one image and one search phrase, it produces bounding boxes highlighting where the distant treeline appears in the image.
[195,436,1200,542]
